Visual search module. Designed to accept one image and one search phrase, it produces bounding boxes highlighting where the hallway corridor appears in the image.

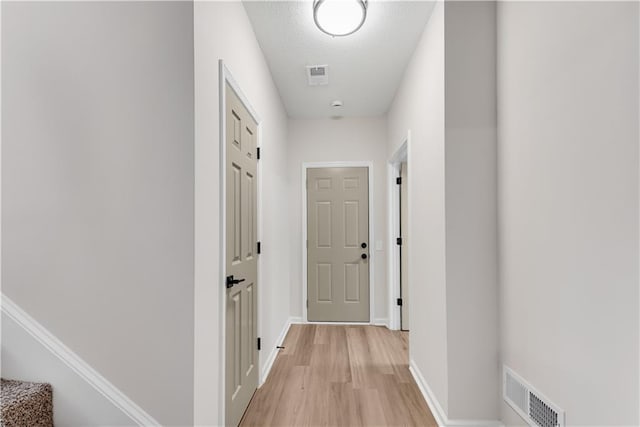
[240,325,437,426]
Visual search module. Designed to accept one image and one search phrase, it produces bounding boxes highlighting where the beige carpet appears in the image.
[1,378,53,427]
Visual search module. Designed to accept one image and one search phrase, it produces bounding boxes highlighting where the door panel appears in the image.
[317,263,333,301]
[344,202,360,247]
[225,83,258,427]
[316,202,332,247]
[307,167,369,322]
[231,164,242,264]
[344,263,360,302]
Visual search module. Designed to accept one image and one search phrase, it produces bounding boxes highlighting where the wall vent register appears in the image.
[306,65,329,86]
[503,366,565,427]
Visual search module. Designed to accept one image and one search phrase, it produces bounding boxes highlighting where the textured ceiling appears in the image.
[243,1,435,118]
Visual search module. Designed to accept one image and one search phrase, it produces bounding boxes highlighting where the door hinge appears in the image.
[396,177,402,185]
[257,241,261,254]
[397,298,403,306]
[396,237,402,246]
[257,147,261,160]
[306,299,308,308]
[257,337,261,351]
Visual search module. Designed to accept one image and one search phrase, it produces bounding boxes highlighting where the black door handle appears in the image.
[226,275,246,289]
[361,253,368,259]
[361,242,367,249]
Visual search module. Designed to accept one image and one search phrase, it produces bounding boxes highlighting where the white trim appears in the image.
[301,161,376,324]
[637,2,640,418]
[218,60,263,427]
[289,319,389,328]
[387,132,410,331]
[409,359,504,427]
[409,359,447,427]
[259,317,295,386]
[373,318,389,327]
[446,420,505,427]
[0,294,160,427]
[296,321,373,326]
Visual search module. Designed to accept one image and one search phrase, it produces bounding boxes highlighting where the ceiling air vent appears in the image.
[503,366,565,427]
[306,65,329,86]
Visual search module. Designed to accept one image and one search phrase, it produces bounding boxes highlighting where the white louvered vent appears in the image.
[306,65,329,86]
[504,366,565,427]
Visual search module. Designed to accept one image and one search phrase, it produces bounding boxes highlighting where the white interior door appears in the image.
[307,167,370,322]
[225,83,258,427]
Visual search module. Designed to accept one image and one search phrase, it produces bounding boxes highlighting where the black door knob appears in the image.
[361,242,367,249]
[226,275,246,289]
[361,253,368,259]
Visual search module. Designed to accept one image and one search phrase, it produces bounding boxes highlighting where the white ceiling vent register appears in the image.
[306,65,329,86]
[504,366,566,427]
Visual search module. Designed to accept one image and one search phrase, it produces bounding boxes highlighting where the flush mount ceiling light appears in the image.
[313,0,368,37]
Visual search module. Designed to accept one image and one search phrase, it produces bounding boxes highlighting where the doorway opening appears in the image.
[301,162,375,323]
[387,133,410,331]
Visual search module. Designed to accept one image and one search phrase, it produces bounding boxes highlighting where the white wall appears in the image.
[498,2,639,425]
[2,311,137,427]
[287,117,388,323]
[387,0,449,414]
[194,2,290,424]
[2,3,195,425]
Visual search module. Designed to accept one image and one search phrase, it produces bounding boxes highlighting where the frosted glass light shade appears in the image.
[313,0,367,37]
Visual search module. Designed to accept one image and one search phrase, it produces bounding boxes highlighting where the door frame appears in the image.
[301,161,375,324]
[387,131,411,331]
[218,60,263,426]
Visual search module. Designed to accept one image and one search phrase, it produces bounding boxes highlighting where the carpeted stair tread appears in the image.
[1,378,53,427]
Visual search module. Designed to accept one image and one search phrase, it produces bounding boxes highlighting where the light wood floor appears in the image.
[240,324,438,427]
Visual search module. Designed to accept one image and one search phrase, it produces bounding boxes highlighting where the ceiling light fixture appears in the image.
[313,0,368,37]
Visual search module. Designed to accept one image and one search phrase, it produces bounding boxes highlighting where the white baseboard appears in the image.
[290,319,389,327]
[409,360,448,427]
[373,318,389,327]
[447,419,505,427]
[260,316,296,385]
[409,359,504,427]
[1,294,160,426]
[301,321,373,326]
[289,317,389,328]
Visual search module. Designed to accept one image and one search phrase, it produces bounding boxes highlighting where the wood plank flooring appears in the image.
[240,324,438,427]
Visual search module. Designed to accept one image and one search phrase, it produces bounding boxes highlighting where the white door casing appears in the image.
[387,133,410,331]
[400,162,409,330]
[302,162,375,324]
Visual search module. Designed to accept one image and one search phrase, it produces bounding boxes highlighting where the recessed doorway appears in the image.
[302,162,375,323]
[388,134,410,331]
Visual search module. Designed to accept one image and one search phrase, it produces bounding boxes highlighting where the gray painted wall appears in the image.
[2,2,195,425]
[444,1,499,420]
[388,1,499,420]
[388,0,449,415]
[498,2,639,425]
